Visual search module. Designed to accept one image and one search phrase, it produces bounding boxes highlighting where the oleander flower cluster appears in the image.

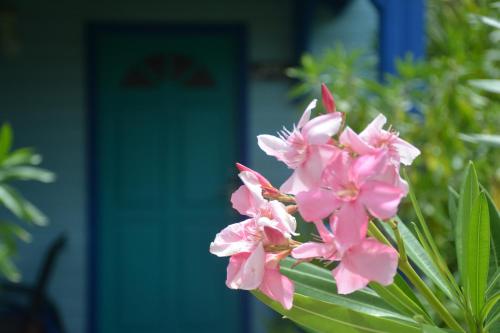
[209,85,420,310]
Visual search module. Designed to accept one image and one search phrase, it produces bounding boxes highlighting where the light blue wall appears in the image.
[0,1,379,333]
[310,0,378,56]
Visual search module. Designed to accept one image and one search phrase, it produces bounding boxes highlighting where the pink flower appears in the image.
[227,251,294,309]
[340,114,420,166]
[292,218,398,294]
[210,171,297,307]
[211,172,297,256]
[296,151,407,248]
[257,99,342,195]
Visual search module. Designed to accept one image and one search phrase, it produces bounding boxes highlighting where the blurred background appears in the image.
[0,0,498,333]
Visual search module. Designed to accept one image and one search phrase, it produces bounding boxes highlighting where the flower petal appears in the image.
[279,170,308,195]
[360,180,405,220]
[313,220,334,243]
[332,262,370,294]
[302,112,343,145]
[343,238,399,286]
[259,267,294,309]
[359,114,387,142]
[296,188,338,222]
[297,99,317,129]
[209,219,256,257]
[282,145,337,194]
[350,153,388,186]
[231,171,267,216]
[339,127,374,155]
[257,134,288,161]
[292,241,337,260]
[268,200,297,236]
[226,243,266,290]
[236,163,273,188]
[332,202,368,251]
[393,137,421,166]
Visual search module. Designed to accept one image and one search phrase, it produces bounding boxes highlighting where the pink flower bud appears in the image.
[321,83,336,113]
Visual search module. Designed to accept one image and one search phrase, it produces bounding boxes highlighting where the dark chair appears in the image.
[0,234,67,333]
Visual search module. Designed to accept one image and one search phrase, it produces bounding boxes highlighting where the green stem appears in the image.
[390,220,408,263]
[367,221,391,245]
[399,261,465,332]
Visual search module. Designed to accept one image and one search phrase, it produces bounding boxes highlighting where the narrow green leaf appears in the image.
[402,170,458,300]
[479,15,500,29]
[22,200,48,226]
[281,258,432,326]
[482,292,500,322]
[1,148,41,167]
[422,325,458,333]
[0,166,56,183]
[448,187,459,225]
[487,269,500,296]
[370,280,433,324]
[280,258,412,321]
[483,189,500,288]
[0,123,12,162]
[253,292,421,333]
[0,184,48,226]
[0,221,31,242]
[464,193,490,319]
[0,243,20,282]
[459,133,500,147]
[380,220,458,301]
[469,79,500,93]
[456,162,480,281]
[484,307,500,331]
[0,184,24,218]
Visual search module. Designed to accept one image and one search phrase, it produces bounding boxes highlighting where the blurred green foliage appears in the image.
[286,0,500,267]
[0,123,55,281]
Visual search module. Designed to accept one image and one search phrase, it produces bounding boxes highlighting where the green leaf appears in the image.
[469,79,500,93]
[0,242,20,282]
[479,15,500,29]
[0,166,56,183]
[0,123,12,162]
[487,269,500,296]
[456,162,480,281]
[0,221,31,243]
[1,148,41,167]
[483,189,500,291]
[22,200,49,226]
[0,184,48,226]
[402,170,460,300]
[484,309,500,331]
[463,193,490,320]
[482,292,500,322]
[253,292,421,333]
[421,325,458,333]
[280,258,413,322]
[380,220,458,301]
[448,187,459,225]
[0,184,24,218]
[459,133,500,147]
[369,279,433,324]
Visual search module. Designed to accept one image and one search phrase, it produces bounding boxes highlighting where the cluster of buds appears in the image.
[209,84,420,309]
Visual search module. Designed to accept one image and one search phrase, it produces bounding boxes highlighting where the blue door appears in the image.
[89,25,245,333]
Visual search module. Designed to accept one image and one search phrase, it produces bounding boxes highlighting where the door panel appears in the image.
[92,26,243,333]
